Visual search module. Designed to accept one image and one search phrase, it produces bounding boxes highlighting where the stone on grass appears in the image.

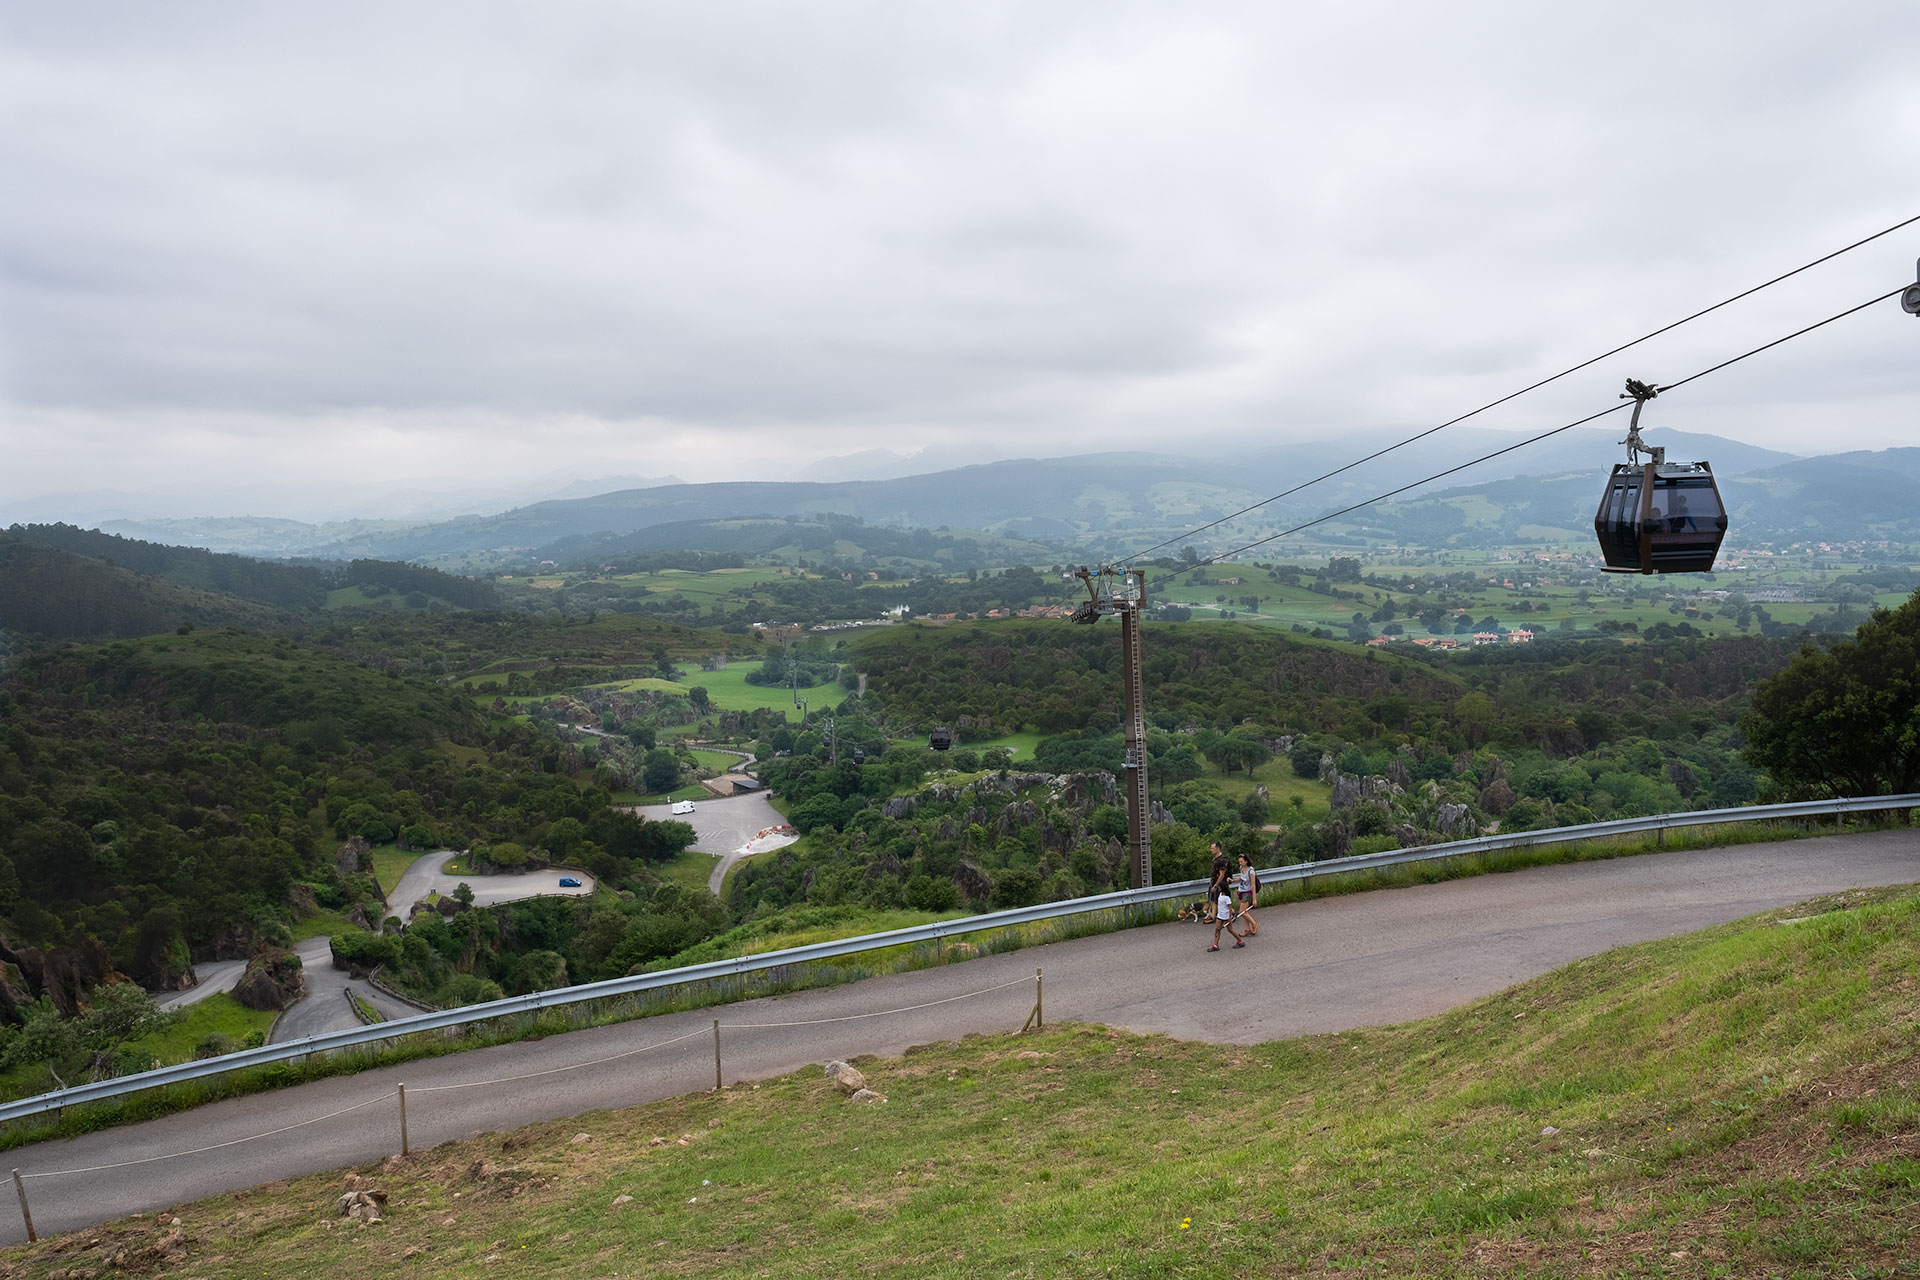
[825,1060,867,1093]
[337,1189,389,1224]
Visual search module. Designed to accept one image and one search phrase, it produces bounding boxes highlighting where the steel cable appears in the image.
[1201,286,1908,565]
[1129,212,1920,565]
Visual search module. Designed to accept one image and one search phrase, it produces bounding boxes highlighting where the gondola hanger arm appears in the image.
[1617,378,1664,466]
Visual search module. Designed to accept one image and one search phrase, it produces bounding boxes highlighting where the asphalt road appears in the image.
[388,851,596,921]
[10,829,1918,1244]
[266,856,598,1044]
[268,938,426,1044]
[153,959,248,1010]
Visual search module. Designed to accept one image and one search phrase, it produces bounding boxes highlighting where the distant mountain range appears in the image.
[61,430,1920,569]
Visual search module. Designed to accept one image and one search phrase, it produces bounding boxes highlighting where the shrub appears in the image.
[990,867,1043,910]
[904,874,960,912]
[194,1032,240,1060]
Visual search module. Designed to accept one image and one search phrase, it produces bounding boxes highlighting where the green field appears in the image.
[1149,556,1777,643]
[958,730,1042,761]
[1211,768,1332,815]
[23,886,1918,1277]
[288,908,361,943]
[590,660,852,716]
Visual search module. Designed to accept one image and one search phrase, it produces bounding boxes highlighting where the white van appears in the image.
[671,800,696,815]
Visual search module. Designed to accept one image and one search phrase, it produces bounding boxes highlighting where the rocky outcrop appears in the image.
[952,861,993,903]
[0,934,117,1023]
[882,783,958,820]
[336,836,372,879]
[995,799,1043,839]
[233,947,305,1011]
[1050,772,1118,810]
[1329,770,1404,812]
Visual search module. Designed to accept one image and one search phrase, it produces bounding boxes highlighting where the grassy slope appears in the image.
[122,995,279,1068]
[12,886,1916,1278]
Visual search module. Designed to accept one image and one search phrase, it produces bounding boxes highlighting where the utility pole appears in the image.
[1072,566,1151,888]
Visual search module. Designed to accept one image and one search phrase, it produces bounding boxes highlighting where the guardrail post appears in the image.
[12,1169,34,1242]
[713,1019,722,1091]
[397,1082,409,1156]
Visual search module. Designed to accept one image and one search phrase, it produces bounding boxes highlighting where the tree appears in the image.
[990,867,1043,909]
[642,748,682,794]
[1742,592,1920,797]
[1289,739,1323,780]
[1202,736,1270,778]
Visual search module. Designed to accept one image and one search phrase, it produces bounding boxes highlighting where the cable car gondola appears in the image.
[928,726,953,752]
[1593,379,1727,575]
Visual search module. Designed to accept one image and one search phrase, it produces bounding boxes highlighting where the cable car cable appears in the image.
[1198,284,1910,566]
[1654,285,1905,394]
[1127,211,1920,565]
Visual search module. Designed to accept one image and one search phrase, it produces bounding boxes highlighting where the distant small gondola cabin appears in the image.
[929,726,954,751]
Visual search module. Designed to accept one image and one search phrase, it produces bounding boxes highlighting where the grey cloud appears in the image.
[2,1,1917,517]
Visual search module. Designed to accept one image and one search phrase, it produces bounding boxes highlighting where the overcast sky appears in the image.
[3,1,1917,523]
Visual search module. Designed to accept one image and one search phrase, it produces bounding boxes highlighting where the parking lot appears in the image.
[631,790,798,893]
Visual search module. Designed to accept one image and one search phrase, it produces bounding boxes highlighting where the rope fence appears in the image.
[5,968,1044,1242]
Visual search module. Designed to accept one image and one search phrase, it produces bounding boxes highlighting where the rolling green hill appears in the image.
[0,531,291,643]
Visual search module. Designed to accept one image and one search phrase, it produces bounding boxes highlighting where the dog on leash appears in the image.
[1175,900,1217,924]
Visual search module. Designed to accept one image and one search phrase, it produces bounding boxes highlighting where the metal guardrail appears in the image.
[5,791,1916,1125]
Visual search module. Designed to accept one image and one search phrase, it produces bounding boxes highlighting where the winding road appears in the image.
[269,855,598,1044]
[153,960,249,1011]
[8,828,1918,1244]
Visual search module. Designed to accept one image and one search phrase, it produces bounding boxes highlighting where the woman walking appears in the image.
[1235,852,1260,937]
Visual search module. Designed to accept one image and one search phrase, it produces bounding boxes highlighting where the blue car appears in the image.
[558,876,581,888]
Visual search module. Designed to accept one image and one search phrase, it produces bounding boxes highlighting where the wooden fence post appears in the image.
[12,1170,34,1243]
[1022,968,1043,1033]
